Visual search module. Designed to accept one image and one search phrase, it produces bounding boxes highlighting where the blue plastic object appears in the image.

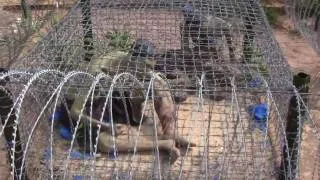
[49,105,66,122]
[49,110,63,122]
[248,103,268,121]
[253,103,268,121]
[248,77,263,88]
[248,103,268,132]
[59,125,73,141]
[73,175,83,180]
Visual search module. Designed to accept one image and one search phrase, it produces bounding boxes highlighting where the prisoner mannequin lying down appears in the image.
[66,43,196,164]
[69,73,196,164]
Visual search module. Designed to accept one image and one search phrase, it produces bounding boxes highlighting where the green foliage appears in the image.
[243,49,270,84]
[263,7,280,26]
[76,122,86,139]
[18,18,42,33]
[106,30,133,52]
[255,63,269,78]
[51,13,61,27]
[242,45,254,63]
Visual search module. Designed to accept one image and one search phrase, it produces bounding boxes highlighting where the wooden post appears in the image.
[21,0,32,31]
[80,0,94,62]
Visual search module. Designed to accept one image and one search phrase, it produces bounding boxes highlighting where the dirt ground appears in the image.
[0,3,320,179]
[274,16,320,75]
[274,15,320,180]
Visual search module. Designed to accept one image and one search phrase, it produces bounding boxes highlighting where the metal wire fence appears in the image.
[285,0,320,55]
[0,0,77,68]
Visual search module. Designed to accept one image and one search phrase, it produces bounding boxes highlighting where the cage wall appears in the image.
[0,70,292,179]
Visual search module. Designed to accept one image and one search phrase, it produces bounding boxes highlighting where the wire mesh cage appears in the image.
[0,0,77,68]
[285,0,320,55]
[0,0,304,179]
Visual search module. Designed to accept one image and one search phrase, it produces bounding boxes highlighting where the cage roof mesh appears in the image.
[10,0,293,91]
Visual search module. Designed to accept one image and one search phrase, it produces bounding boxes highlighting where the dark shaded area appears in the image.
[131,39,155,57]
[279,72,310,180]
[58,90,144,152]
[315,14,319,31]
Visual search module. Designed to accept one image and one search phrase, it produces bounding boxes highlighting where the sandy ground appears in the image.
[275,30,320,73]
[274,16,320,75]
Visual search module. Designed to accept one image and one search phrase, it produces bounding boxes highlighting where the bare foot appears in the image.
[162,139,181,164]
[175,136,196,148]
[169,146,181,164]
[162,134,196,148]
